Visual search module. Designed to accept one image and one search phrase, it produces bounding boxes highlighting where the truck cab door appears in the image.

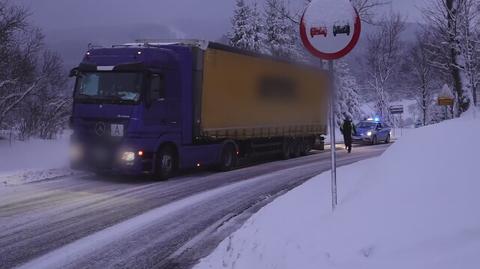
[144,74,167,127]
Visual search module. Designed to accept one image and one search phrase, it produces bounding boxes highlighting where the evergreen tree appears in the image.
[250,3,265,53]
[228,0,263,52]
[264,0,297,58]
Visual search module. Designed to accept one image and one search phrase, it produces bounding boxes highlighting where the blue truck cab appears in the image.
[70,42,224,178]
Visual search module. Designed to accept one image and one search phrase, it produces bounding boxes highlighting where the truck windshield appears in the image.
[75,72,143,104]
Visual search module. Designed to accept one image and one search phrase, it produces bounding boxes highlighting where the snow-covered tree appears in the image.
[456,0,480,109]
[422,0,480,115]
[300,0,388,24]
[407,34,440,126]
[264,0,298,58]
[0,0,69,139]
[365,13,405,125]
[228,0,264,52]
[334,60,362,126]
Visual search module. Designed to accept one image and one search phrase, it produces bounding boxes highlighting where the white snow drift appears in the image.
[0,135,72,186]
[195,114,480,269]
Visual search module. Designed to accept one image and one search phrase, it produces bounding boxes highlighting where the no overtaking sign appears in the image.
[299,0,361,211]
[300,0,361,60]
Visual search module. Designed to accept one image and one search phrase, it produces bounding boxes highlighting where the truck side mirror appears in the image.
[69,68,79,77]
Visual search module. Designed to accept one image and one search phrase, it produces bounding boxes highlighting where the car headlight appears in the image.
[367,131,372,137]
[121,151,135,162]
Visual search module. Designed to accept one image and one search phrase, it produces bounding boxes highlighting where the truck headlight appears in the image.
[121,151,135,162]
[70,144,83,161]
[367,131,372,137]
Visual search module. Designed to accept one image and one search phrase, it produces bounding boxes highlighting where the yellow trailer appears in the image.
[196,44,329,140]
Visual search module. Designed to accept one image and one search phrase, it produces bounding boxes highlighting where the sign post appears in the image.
[300,0,361,211]
[438,97,454,120]
[328,60,337,208]
[389,105,404,137]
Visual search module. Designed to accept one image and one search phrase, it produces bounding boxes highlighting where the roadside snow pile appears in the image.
[195,115,480,269]
[0,135,74,186]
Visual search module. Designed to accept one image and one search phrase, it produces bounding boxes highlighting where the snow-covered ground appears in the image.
[195,113,480,269]
[0,134,74,186]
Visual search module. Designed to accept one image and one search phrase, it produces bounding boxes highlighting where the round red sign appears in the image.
[300,0,361,60]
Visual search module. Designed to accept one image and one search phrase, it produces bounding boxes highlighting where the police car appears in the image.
[352,118,391,145]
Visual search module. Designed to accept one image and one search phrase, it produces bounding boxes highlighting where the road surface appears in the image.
[0,144,389,269]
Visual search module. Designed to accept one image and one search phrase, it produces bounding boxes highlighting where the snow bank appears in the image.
[195,116,480,269]
[0,135,72,186]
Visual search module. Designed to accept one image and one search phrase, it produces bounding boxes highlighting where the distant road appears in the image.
[0,144,389,269]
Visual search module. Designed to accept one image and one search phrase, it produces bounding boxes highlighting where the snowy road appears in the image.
[0,144,389,269]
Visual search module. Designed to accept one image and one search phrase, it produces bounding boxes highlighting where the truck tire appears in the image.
[155,146,177,180]
[292,140,302,158]
[282,140,293,160]
[218,144,238,171]
[300,140,311,156]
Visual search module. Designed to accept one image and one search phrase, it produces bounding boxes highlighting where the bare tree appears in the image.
[352,0,390,24]
[276,0,389,26]
[365,13,405,123]
[18,51,70,139]
[0,0,69,139]
[408,34,440,126]
[422,0,480,115]
[0,1,37,129]
[457,0,480,108]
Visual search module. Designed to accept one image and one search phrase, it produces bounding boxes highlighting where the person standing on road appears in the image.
[340,117,356,153]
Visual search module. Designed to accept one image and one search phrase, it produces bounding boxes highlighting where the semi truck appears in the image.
[69,40,329,179]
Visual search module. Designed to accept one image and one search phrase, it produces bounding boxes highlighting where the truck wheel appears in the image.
[300,141,308,156]
[292,141,302,158]
[219,144,238,171]
[385,134,391,144]
[282,140,293,160]
[155,147,177,180]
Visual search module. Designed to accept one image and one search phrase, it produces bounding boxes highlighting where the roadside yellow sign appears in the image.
[438,97,454,106]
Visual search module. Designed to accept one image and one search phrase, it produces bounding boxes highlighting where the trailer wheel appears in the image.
[300,140,310,156]
[155,146,177,180]
[282,140,293,160]
[292,141,302,158]
[219,144,238,171]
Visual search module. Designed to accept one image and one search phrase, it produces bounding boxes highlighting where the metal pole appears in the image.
[400,114,403,136]
[328,60,337,211]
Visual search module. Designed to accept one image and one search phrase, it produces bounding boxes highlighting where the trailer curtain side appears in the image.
[195,46,329,140]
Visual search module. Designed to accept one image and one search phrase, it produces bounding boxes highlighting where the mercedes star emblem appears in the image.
[95,122,106,136]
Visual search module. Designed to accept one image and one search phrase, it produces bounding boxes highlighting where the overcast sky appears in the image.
[15,0,425,67]
[18,0,424,32]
